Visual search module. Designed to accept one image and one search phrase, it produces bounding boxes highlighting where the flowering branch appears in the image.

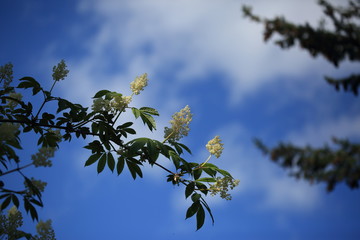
[0,60,239,235]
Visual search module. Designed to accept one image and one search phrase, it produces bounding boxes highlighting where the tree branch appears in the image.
[0,163,33,177]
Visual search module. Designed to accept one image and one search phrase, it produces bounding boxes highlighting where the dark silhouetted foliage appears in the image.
[244,0,360,191]
[243,0,360,95]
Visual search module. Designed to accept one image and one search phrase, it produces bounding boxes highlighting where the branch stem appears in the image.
[0,163,33,177]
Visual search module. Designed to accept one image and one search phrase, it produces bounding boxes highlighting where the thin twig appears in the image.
[0,163,33,177]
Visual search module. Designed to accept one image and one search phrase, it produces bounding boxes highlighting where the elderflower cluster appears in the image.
[24,178,47,196]
[52,60,69,81]
[92,98,111,112]
[130,73,148,95]
[32,147,56,167]
[92,95,132,113]
[0,123,19,141]
[6,92,22,109]
[164,105,193,141]
[7,206,20,217]
[209,176,240,200]
[0,206,23,237]
[206,135,224,158]
[35,220,56,240]
[111,95,132,111]
[0,62,14,88]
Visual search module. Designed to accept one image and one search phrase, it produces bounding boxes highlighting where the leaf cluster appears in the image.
[255,138,360,192]
[243,0,360,95]
[245,1,360,192]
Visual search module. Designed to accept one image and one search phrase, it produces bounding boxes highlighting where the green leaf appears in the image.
[85,153,102,166]
[185,182,195,199]
[93,90,111,98]
[18,77,40,87]
[217,169,233,178]
[1,195,11,210]
[128,138,148,154]
[19,76,38,83]
[124,128,136,135]
[117,156,125,175]
[191,193,201,202]
[201,199,215,225]
[173,142,183,155]
[57,98,72,113]
[0,194,10,200]
[28,202,39,221]
[140,112,156,131]
[169,151,181,169]
[107,152,115,172]
[119,122,133,128]
[132,107,141,118]
[139,107,159,116]
[97,153,107,173]
[155,141,171,158]
[24,177,41,198]
[84,140,104,153]
[196,205,205,230]
[185,201,200,219]
[29,199,43,207]
[24,198,39,221]
[127,160,143,179]
[203,168,217,178]
[11,194,19,208]
[177,142,192,154]
[17,81,34,89]
[195,182,208,195]
[6,139,22,150]
[193,168,202,180]
[146,139,159,163]
[18,77,42,95]
[196,177,216,183]
[91,122,99,134]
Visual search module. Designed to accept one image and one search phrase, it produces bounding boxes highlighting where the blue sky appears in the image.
[1,0,360,239]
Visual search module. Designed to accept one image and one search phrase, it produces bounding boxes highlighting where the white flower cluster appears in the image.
[111,95,132,111]
[206,135,224,158]
[209,176,240,200]
[52,60,69,81]
[32,147,56,167]
[7,206,20,217]
[0,123,19,141]
[6,92,22,109]
[130,73,148,95]
[164,105,193,141]
[92,98,110,112]
[36,219,56,240]
[91,94,132,113]
[24,177,47,196]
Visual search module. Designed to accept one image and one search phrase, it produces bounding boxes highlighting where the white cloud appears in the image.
[287,115,360,146]
[65,0,348,107]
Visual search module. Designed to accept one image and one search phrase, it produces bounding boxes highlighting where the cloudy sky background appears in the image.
[1,0,360,239]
